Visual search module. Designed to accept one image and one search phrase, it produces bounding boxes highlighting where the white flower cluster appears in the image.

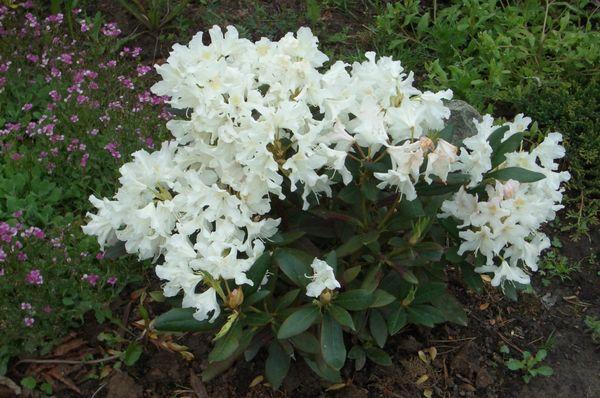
[440,116,570,286]
[82,26,568,321]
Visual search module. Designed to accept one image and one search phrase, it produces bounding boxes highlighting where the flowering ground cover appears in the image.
[0,1,598,397]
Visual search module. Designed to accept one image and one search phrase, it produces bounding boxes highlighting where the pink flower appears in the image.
[101,22,121,37]
[21,302,32,310]
[25,269,43,285]
[96,252,105,260]
[136,65,152,76]
[22,103,33,111]
[24,317,35,327]
[70,115,79,123]
[43,305,52,313]
[82,273,100,286]
[13,210,23,218]
[17,252,28,261]
[0,268,4,276]
[11,152,23,161]
[107,276,118,286]
[80,152,89,168]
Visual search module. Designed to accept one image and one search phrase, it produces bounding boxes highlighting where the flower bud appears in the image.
[319,290,332,305]
[419,136,434,152]
[227,287,244,309]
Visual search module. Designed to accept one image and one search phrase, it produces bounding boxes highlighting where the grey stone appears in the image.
[444,99,482,144]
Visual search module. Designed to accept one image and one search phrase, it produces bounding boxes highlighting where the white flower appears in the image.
[475,260,530,287]
[424,139,458,183]
[306,258,340,298]
[182,287,221,323]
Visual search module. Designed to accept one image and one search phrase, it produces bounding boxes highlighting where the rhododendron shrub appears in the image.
[84,27,569,386]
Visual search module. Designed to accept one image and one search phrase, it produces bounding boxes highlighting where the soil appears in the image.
[5,226,598,397]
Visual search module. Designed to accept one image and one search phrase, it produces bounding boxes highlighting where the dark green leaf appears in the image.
[459,262,484,292]
[244,312,272,326]
[290,332,319,354]
[336,231,379,258]
[486,167,545,183]
[209,324,241,362]
[491,132,523,167]
[328,305,356,331]
[387,307,407,335]
[369,310,388,348]
[432,294,468,326]
[202,330,255,381]
[407,305,445,328]
[487,125,510,150]
[123,342,143,366]
[154,308,221,332]
[267,231,306,246]
[371,289,397,308]
[413,282,447,304]
[365,347,392,366]
[277,305,320,339]
[304,357,342,382]
[274,289,300,312]
[334,289,373,311]
[245,290,271,306]
[273,248,313,287]
[265,341,290,390]
[243,252,271,295]
[321,313,346,370]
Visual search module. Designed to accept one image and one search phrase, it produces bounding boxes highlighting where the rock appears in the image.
[445,99,482,143]
[106,371,143,398]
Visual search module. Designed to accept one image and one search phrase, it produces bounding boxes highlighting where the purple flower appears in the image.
[21,302,32,310]
[21,103,33,112]
[25,269,43,285]
[23,317,35,327]
[13,210,23,218]
[82,273,100,286]
[107,276,118,286]
[101,22,121,37]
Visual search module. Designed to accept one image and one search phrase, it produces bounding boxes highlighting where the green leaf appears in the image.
[371,289,397,308]
[268,231,306,246]
[21,376,37,390]
[202,330,256,382]
[336,231,379,258]
[400,269,419,285]
[339,183,361,204]
[343,265,362,284]
[209,324,241,362]
[321,313,346,370]
[104,240,127,259]
[273,248,313,287]
[535,365,553,376]
[387,307,407,335]
[369,310,388,348]
[325,250,338,273]
[123,342,143,366]
[154,308,221,332]
[328,305,356,331]
[535,349,547,362]
[244,312,272,326]
[245,290,271,306]
[277,305,320,339]
[365,347,392,366]
[304,357,342,383]
[274,289,300,312]
[432,294,468,326]
[413,282,447,304]
[334,289,373,311]
[243,252,271,295]
[348,345,367,370]
[290,332,319,354]
[485,167,545,183]
[487,125,510,150]
[265,341,290,390]
[361,178,379,201]
[491,132,523,167]
[407,305,445,327]
[506,359,524,370]
[459,262,484,292]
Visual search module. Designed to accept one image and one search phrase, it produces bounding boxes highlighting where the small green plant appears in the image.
[539,249,579,284]
[20,376,53,396]
[584,316,600,344]
[505,350,554,383]
[118,0,189,37]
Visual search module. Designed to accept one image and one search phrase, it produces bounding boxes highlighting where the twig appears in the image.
[17,355,119,366]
